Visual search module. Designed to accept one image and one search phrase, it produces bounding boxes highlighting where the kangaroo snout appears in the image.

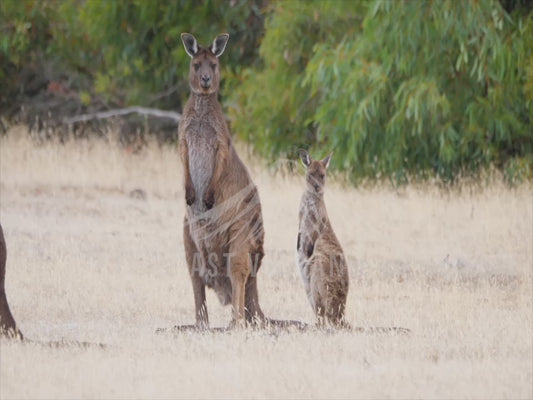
[201,75,211,88]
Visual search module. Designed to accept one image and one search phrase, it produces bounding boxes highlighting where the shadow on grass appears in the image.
[1,333,107,349]
[156,321,411,336]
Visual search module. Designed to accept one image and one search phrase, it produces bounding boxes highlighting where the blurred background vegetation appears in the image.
[0,0,531,183]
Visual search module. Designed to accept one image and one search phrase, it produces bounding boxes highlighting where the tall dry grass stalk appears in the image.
[1,126,532,399]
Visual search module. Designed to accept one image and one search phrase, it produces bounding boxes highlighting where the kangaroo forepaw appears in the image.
[204,190,215,210]
[306,242,314,258]
[185,186,196,206]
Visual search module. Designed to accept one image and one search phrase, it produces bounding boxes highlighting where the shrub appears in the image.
[231,0,533,183]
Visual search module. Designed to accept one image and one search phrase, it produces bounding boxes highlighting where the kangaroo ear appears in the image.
[299,149,311,167]
[210,33,229,58]
[181,33,198,58]
[322,152,333,169]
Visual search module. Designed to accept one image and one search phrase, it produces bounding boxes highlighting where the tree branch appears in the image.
[63,106,181,124]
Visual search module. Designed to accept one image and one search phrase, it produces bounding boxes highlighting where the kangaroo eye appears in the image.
[319,174,325,179]
[210,63,217,70]
[193,63,200,71]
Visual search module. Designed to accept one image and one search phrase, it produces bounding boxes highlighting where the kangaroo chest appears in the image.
[185,119,217,201]
[299,197,326,238]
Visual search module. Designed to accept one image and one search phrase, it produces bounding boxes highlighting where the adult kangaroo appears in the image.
[0,223,23,338]
[179,33,265,329]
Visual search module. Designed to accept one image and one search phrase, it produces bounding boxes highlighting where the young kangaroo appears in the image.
[0,223,23,339]
[179,33,265,329]
[297,150,349,327]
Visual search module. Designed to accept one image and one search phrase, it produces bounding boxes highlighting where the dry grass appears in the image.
[0,125,532,399]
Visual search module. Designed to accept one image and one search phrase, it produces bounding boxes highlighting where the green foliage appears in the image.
[232,0,533,183]
[70,0,265,108]
[0,0,265,110]
[228,1,365,157]
[0,1,54,65]
[0,1,57,104]
[1,0,532,183]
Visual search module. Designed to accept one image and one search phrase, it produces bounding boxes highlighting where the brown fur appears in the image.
[297,151,349,327]
[0,223,23,339]
[178,33,265,328]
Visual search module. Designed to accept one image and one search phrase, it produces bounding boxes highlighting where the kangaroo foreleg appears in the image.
[179,138,196,205]
[204,141,227,210]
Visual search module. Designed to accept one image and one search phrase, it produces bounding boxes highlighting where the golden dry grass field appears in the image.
[0,126,532,399]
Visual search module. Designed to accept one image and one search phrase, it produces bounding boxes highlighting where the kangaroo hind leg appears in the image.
[183,219,208,329]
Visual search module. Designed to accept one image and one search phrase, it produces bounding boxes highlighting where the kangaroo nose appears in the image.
[201,75,211,87]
